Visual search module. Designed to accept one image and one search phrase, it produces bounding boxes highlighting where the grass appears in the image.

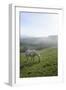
[20,47,58,78]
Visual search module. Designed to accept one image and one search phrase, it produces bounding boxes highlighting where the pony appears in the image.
[25,49,40,63]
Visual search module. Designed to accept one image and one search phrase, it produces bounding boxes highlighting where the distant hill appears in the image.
[20,35,58,51]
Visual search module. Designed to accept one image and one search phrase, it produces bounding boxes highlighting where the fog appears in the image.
[20,35,58,52]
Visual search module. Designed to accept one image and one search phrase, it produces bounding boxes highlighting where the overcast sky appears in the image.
[20,12,58,38]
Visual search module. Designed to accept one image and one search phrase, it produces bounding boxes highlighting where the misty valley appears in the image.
[20,35,58,52]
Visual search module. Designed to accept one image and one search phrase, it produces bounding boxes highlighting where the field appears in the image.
[20,47,58,78]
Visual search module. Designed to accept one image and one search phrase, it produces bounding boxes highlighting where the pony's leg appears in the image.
[31,56,33,62]
[27,56,31,62]
[38,56,40,62]
[33,56,34,63]
[37,55,40,63]
[31,56,32,62]
[26,55,28,62]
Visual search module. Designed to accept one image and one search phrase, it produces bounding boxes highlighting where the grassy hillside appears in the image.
[20,48,58,78]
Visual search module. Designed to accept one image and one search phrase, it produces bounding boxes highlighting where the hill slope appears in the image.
[20,47,58,77]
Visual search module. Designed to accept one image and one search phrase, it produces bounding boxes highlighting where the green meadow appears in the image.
[20,47,58,78]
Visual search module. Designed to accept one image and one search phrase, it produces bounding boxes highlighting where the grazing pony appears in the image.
[25,49,40,63]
